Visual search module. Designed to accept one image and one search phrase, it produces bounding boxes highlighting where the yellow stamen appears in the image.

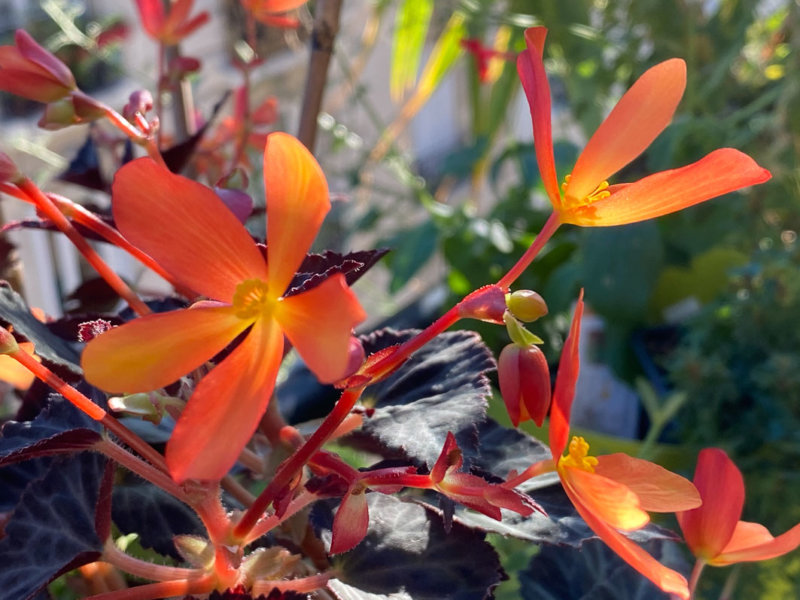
[561,174,612,208]
[232,279,275,319]
[558,436,598,473]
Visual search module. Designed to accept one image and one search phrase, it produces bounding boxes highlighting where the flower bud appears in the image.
[498,343,551,427]
[457,284,507,324]
[506,290,548,322]
[0,327,19,355]
[0,30,76,103]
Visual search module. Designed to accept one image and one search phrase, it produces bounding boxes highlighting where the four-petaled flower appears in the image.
[544,293,701,599]
[678,448,800,567]
[82,132,366,482]
[518,27,771,227]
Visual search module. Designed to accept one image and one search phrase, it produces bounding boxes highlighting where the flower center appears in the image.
[232,279,275,319]
[561,174,611,208]
[558,436,598,473]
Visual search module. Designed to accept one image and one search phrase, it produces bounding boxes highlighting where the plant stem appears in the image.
[16,179,151,316]
[234,386,365,539]
[96,438,185,500]
[496,212,561,290]
[102,539,199,583]
[688,559,705,599]
[85,575,214,600]
[297,0,343,152]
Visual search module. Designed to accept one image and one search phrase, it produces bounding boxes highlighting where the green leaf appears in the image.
[390,0,434,101]
[415,11,467,101]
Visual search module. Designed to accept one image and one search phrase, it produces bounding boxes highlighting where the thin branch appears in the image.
[297,0,343,152]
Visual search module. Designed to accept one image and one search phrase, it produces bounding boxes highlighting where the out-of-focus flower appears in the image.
[82,132,366,482]
[240,0,308,28]
[678,448,800,566]
[517,27,771,227]
[135,0,210,44]
[0,30,76,103]
[461,36,514,83]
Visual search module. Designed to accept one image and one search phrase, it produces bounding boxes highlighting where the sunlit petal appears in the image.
[713,521,800,566]
[566,59,686,203]
[264,132,330,296]
[561,467,649,531]
[677,448,744,560]
[549,291,584,459]
[166,319,283,482]
[82,306,249,394]
[564,481,690,600]
[275,274,366,383]
[330,488,369,554]
[517,28,561,207]
[0,342,36,390]
[112,158,268,301]
[135,0,166,38]
[563,148,771,227]
[595,453,701,512]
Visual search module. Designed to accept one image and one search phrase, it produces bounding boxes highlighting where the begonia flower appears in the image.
[518,27,771,227]
[542,293,701,599]
[82,132,366,482]
[240,0,308,28]
[135,0,210,44]
[0,30,76,103]
[678,448,800,567]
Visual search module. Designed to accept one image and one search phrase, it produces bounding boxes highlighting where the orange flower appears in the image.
[82,132,365,482]
[0,30,76,103]
[546,293,700,599]
[517,27,771,227]
[678,448,800,567]
[240,0,308,28]
[135,0,210,44]
[0,338,37,391]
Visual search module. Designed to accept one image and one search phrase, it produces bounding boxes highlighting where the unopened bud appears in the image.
[123,89,154,121]
[0,327,19,355]
[107,391,183,424]
[458,284,507,324]
[498,344,551,427]
[506,290,548,322]
[38,93,105,130]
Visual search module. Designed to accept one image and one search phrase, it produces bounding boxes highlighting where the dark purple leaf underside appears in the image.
[112,481,204,560]
[0,283,81,372]
[352,329,495,467]
[0,398,101,466]
[314,494,503,600]
[285,248,390,297]
[520,538,686,600]
[0,452,107,600]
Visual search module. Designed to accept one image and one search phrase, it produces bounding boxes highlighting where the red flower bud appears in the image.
[498,344,551,427]
[0,30,76,103]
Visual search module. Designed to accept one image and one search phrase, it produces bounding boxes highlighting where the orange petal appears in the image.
[565,59,686,203]
[713,521,800,566]
[263,132,330,297]
[166,318,283,482]
[112,158,268,301]
[563,480,690,600]
[0,342,37,390]
[549,291,584,459]
[563,148,771,227]
[517,28,561,207]
[82,305,249,393]
[275,274,366,383]
[251,0,308,12]
[677,448,744,560]
[561,467,649,531]
[594,453,701,513]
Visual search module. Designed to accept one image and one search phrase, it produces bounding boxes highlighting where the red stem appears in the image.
[10,349,167,471]
[96,439,185,500]
[85,576,214,600]
[233,387,365,539]
[16,179,151,317]
[496,211,561,290]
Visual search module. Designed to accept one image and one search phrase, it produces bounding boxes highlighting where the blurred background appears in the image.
[0,1,798,598]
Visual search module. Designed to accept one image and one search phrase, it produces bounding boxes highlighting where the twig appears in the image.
[297,0,343,152]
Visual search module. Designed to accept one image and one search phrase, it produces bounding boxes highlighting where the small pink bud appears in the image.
[498,344,551,427]
[506,290,548,322]
[123,90,154,121]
